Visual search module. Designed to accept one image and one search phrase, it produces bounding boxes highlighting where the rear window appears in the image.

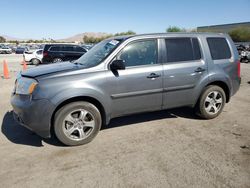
[36,50,43,54]
[207,37,231,60]
[165,38,201,63]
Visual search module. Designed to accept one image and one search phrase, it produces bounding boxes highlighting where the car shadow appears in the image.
[1,107,200,147]
[102,107,201,130]
[1,111,64,147]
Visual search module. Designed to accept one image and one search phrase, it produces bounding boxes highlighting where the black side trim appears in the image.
[111,88,163,99]
[163,84,195,92]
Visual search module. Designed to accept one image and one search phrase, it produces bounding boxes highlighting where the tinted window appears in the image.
[49,46,61,51]
[36,50,43,54]
[165,38,201,63]
[207,38,231,60]
[192,38,201,60]
[118,40,157,67]
[62,46,74,52]
[75,46,87,52]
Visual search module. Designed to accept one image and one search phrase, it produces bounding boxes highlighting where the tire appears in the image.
[54,101,102,146]
[31,58,40,65]
[53,58,62,63]
[196,85,226,119]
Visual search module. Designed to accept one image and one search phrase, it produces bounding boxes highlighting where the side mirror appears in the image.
[110,59,125,71]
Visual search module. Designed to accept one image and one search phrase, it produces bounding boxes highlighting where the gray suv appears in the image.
[11,33,241,146]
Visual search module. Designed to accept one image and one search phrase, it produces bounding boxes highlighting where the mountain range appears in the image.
[1,32,111,42]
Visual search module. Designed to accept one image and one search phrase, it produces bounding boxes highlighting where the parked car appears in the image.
[15,47,29,54]
[240,50,250,63]
[11,33,241,146]
[81,44,94,50]
[23,49,43,65]
[0,46,12,54]
[236,43,250,63]
[42,44,87,63]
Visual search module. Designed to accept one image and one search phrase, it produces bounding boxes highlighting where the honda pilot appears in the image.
[11,33,241,146]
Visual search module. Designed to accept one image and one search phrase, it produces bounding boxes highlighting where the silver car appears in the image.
[11,33,241,146]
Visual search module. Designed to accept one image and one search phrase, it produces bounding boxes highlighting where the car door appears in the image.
[63,46,75,61]
[74,46,87,59]
[106,39,163,118]
[162,37,208,109]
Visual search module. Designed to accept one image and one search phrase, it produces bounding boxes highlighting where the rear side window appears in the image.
[207,37,231,60]
[62,46,74,52]
[165,38,201,63]
[74,46,87,52]
[49,46,61,52]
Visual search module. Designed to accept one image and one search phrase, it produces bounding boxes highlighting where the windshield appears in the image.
[76,39,123,68]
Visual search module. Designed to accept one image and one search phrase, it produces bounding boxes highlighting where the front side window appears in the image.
[165,38,201,63]
[117,40,157,67]
[207,37,231,60]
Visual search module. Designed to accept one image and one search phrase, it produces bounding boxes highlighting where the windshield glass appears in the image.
[76,39,123,68]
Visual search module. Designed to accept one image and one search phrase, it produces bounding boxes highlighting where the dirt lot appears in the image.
[0,55,250,188]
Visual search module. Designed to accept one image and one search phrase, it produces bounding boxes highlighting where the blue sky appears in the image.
[0,0,249,39]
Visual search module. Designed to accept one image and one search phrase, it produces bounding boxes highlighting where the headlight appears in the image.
[15,77,38,95]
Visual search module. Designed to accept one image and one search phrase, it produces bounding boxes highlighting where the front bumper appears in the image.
[11,94,55,138]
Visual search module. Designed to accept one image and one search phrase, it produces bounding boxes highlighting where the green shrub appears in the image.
[229,27,250,42]
[166,26,184,32]
[83,31,136,43]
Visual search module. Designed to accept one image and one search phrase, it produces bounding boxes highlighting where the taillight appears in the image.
[43,52,48,57]
[237,60,241,78]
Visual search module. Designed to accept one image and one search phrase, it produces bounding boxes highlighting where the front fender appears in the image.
[49,88,112,123]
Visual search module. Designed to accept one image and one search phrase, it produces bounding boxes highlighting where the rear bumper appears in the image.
[11,94,55,138]
[230,76,241,100]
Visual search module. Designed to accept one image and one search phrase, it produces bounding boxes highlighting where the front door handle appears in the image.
[147,73,161,79]
[194,67,206,73]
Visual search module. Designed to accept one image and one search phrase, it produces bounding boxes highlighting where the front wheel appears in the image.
[196,85,226,119]
[54,101,102,146]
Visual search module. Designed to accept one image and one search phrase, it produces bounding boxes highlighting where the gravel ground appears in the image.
[0,55,249,188]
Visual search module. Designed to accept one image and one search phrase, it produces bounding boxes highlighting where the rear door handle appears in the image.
[147,73,161,79]
[194,67,206,73]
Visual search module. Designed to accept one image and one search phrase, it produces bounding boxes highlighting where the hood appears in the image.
[21,62,80,78]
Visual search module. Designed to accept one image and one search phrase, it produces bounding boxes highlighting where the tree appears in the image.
[114,30,136,36]
[0,36,6,43]
[166,26,184,32]
[229,27,250,42]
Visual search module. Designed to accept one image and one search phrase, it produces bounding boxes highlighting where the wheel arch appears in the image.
[205,81,230,103]
[50,96,106,134]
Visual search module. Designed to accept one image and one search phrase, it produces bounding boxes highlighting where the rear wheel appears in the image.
[54,101,102,146]
[196,85,226,119]
[31,58,40,65]
[53,58,62,63]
